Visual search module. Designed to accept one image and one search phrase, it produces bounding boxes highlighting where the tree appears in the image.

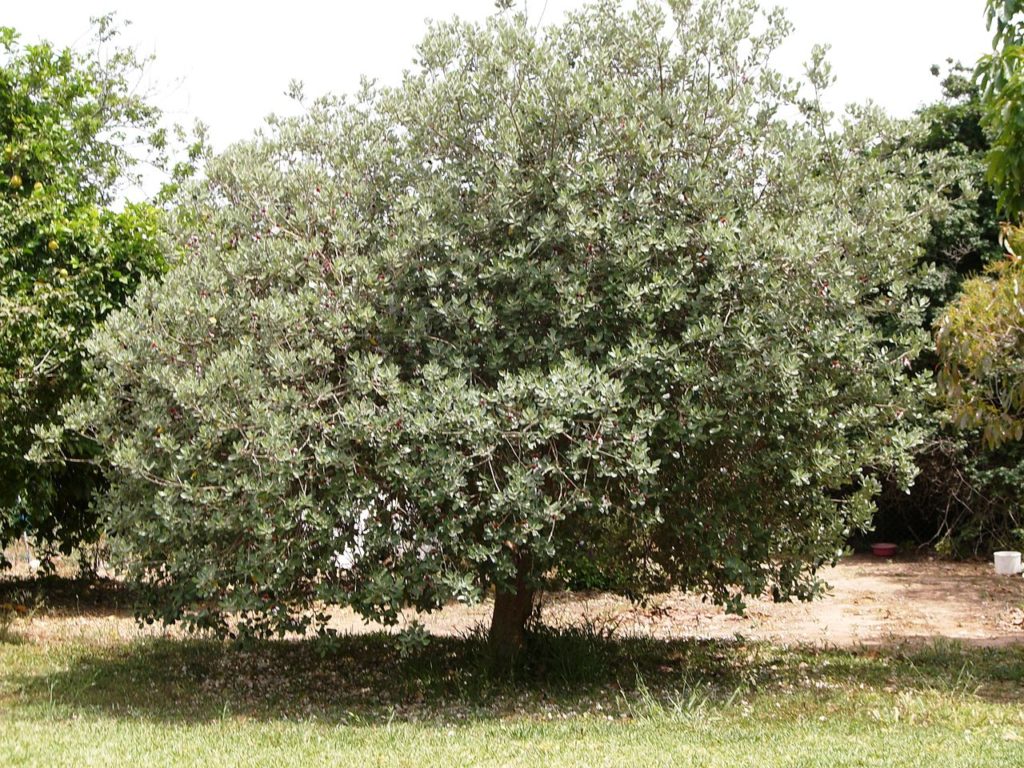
[935,222,1024,553]
[937,229,1024,449]
[978,0,1024,216]
[869,62,1008,553]
[0,19,168,565]
[924,1,1024,552]
[935,3,1024,459]
[65,0,947,664]
[913,62,1000,319]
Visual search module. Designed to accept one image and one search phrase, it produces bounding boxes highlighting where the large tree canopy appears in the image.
[0,20,168,563]
[66,0,948,661]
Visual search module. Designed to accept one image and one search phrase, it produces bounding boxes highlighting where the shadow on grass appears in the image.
[0,575,135,618]
[6,624,1024,725]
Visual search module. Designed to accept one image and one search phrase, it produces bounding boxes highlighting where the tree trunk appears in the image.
[488,562,534,671]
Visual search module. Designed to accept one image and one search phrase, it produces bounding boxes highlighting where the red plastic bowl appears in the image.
[871,542,897,557]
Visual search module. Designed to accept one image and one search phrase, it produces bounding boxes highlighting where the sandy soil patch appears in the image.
[5,554,1024,648]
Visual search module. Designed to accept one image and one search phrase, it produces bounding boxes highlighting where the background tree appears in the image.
[978,0,1024,216]
[935,226,1024,554]
[913,62,1000,319]
[937,236,1024,450]
[65,0,949,664]
[870,62,1010,553]
[0,19,168,566]
[925,1,1024,553]
[937,229,1024,450]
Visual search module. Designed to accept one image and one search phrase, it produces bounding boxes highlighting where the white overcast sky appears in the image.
[2,0,992,152]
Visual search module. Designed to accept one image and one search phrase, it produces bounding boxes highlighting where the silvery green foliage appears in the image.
[69,0,948,637]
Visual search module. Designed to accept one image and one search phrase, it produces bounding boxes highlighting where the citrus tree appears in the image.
[66,0,948,663]
[0,20,168,564]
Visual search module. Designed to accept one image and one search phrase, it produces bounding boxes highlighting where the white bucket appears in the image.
[993,551,1022,576]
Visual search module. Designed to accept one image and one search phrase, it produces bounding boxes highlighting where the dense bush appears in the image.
[64,0,949,660]
[870,434,1024,555]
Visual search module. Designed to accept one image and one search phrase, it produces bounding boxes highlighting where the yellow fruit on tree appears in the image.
[9,174,22,189]
[47,240,59,252]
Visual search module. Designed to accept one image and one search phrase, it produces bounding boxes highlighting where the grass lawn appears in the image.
[2,582,1023,766]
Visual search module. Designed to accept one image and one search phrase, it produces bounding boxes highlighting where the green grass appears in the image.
[1,582,1023,766]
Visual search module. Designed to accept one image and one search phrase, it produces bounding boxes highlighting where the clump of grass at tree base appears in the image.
[0,586,43,642]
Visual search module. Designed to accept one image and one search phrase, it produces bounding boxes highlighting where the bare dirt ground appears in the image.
[322,555,1024,648]
[5,554,1024,648]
